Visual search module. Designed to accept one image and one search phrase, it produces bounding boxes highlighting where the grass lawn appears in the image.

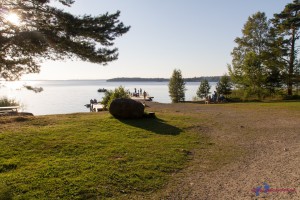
[0,112,210,199]
[2,102,296,199]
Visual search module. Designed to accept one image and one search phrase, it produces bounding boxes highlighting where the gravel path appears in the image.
[146,102,300,200]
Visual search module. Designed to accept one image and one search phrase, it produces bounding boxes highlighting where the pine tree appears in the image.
[0,0,130,80]
[216,74,232,97]
[272,0,300,95]
[197,79,211,99]
[168,69,186,103]
[262,27,285,95]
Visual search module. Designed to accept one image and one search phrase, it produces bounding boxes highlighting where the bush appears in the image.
[101,86,130,109]
[283,94,300,100]
[228,88,300,101]
[101,90,113,109]
[0,97,19,107]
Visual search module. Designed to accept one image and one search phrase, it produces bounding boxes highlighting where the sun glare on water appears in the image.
[5,12,20,25]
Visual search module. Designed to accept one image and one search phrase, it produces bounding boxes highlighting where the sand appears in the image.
[146,102,300,200]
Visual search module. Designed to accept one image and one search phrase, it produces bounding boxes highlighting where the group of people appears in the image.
[206,91,226,103]
[89,99,98,112]
[130,88,148,99]
[90,99,98,104]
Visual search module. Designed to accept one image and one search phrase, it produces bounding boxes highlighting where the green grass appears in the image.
[2,102,298,199]
[0,112,206,199]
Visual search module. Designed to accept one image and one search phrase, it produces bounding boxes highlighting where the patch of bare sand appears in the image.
[145,102,300,200]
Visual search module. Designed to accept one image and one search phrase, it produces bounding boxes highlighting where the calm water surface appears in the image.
[0,80,216,115]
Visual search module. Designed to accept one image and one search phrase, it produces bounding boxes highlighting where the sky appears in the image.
[22,0,292,80]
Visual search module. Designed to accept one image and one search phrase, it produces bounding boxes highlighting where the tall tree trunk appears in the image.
[288,27,296,96]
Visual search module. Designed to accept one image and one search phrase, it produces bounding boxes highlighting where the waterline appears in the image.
[1,80,216,115]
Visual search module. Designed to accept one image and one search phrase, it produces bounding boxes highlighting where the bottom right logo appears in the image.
[252,182,296,196]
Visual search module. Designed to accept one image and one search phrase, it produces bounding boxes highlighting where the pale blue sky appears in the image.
[23,0,292,80]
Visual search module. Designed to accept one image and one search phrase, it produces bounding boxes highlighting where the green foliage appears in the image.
[226,88,300,101]
[229,12,269,95]
[272,0,300,95]
[0,112,202,199]
[101,90,113,109]
[283,94,300,100]
[0,97,19,107]
[196,79,211,99]
[101,86,129,109]
[242,52,268,98]
[216,74,232,97]
[168,69,186,103]
[229,1,300,99]
[0,1,130,80]
[229,12,285,99]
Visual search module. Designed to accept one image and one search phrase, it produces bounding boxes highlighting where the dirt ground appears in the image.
[145,102,300,200]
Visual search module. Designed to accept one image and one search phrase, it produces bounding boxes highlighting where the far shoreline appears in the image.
[5,77,220,82]
[106,76,221,82]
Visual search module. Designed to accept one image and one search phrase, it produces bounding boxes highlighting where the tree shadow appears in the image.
[118,117,182,135]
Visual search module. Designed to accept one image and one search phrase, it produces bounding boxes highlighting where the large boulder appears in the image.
[109,98,144,119]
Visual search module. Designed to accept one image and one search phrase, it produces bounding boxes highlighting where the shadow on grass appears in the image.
[119,117,182,135]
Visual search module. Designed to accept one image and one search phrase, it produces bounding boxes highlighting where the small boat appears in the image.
[97,88,107,92]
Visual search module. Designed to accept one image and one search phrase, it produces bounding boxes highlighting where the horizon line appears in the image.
[15,75,222,81]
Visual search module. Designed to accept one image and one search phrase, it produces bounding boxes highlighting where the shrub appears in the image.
[101,86,129,109]
[283,94,300,100]
[0,97,19,107]
[101,90,113,109]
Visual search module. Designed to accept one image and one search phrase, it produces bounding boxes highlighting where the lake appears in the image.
[0,80,216,115]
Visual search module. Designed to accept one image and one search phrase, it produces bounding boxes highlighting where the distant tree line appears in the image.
[106,76,221,82]
[184,76,221,82]
[106,78,169,82]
